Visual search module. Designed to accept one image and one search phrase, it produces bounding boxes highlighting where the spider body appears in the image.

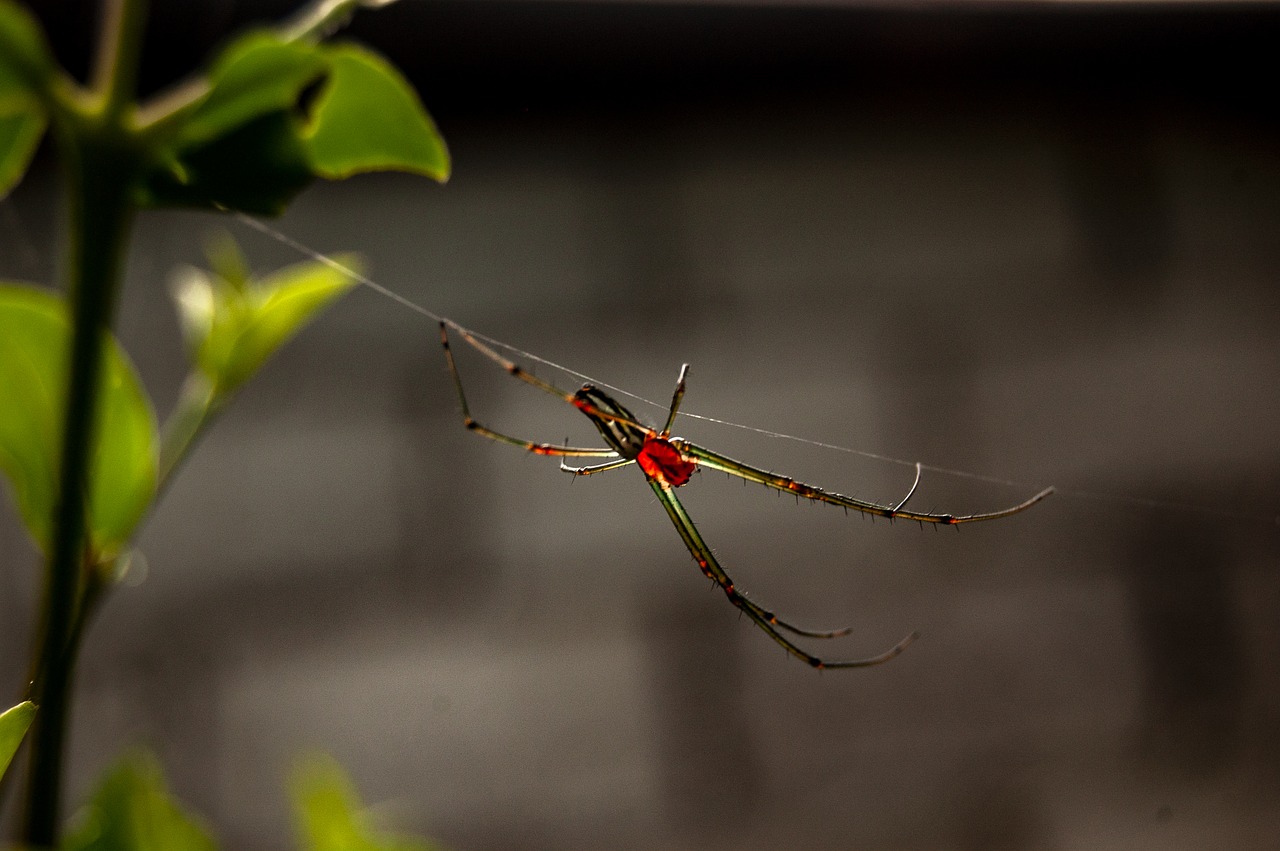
[636,437,697,488]
[572,384,699,487]
[439,321,1051,669]
[572,385,652,458]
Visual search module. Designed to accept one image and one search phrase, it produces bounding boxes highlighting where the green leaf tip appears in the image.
[305,43,450,183]
[292,754,443,851]
[62,750,217,851]
[0,284,158,562]
[0,0,53,199]
[0,700,37,780]
[0,105,46,199]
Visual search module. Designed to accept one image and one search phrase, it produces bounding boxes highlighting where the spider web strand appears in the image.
[230,213,1277,528]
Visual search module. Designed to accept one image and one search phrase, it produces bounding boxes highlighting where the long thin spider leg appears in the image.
[892,462,923,515]
[660,364,690,438]
[647,479,850,639]
[441,323,618,458]
[560,458,636,476]
[442,321,655,435]
[676,441,1054,524]
[646,478,916,668]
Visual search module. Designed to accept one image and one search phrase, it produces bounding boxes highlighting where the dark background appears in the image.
[3,1,1279,848]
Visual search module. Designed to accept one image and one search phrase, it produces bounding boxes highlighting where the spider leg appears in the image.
[646,477,916,669]
[441,321,653,436]
[660,364,690,438]
[441,322,618,458]
[560,458,636,476]
[675,441,1053,524]
[891,463,923,515]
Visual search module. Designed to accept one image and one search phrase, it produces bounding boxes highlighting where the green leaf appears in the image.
[171,238,358,398]
[140,34,448,214]
[0,284,158,561]
[292,755,440,851]
[140,32,328,214]
[0,0,51,198]
[305,43,449,183]
[0,700,36,780]
[0,0,55,103]
[61,751,218,851]
[178,31,327,147]
[0,103,46,198]
[139,110,316,215]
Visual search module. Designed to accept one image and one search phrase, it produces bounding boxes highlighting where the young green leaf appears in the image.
[61,751,218,851]
[292,754,440,851]
[304,43,449,183]
[0,0,56,102]
[0,104,46,198]
[0,285,158,561]
[171,241,359,398]
[0,700,36,780]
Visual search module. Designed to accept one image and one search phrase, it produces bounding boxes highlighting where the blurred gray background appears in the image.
[3,0,1279,848]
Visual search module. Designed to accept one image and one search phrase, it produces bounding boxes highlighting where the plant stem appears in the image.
[22,0,148,842]
[157,373,218,489]
[22,131,139,848]
[282,0,390,43]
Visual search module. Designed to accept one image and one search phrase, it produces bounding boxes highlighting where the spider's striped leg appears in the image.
[675,441,1053,525]
[441,321,654,436]
[646,478,916,669]
[442,321,586,404]
[660,364,690,438]
[560,458,636,476]
[440,323,618,459]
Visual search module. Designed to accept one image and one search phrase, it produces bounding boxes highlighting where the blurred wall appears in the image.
[3,2,1278,849]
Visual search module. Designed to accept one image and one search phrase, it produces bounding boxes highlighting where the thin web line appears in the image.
[232,212,1279,528]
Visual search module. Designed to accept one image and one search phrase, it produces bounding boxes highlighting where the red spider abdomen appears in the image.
[638,437,696,487]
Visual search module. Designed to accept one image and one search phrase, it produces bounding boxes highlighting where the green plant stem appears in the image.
[22,0,148,841]
[22,132,139,848]
[282,0,393,43]
[158,373,218,489]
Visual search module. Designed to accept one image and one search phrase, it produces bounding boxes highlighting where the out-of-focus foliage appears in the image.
[170,236,360,399]
[141,32,449,214]
[293,755,443,851]
[0,701,36,780]
[61,752,217,851]
[0,285,157,562]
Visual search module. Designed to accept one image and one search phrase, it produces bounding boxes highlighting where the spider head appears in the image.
[574,385,652,459]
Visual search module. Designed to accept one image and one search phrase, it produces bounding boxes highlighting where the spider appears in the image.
[439,321,1053,669]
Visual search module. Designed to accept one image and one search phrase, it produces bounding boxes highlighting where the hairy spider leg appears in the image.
[561,457,636,476]
[648,477,917,668]
[893,463,923,514]
[572,371,883,645]
[661,364,689,438]
[675,442,1054,524]
[441,322,619,459]
[441,321,652,440]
